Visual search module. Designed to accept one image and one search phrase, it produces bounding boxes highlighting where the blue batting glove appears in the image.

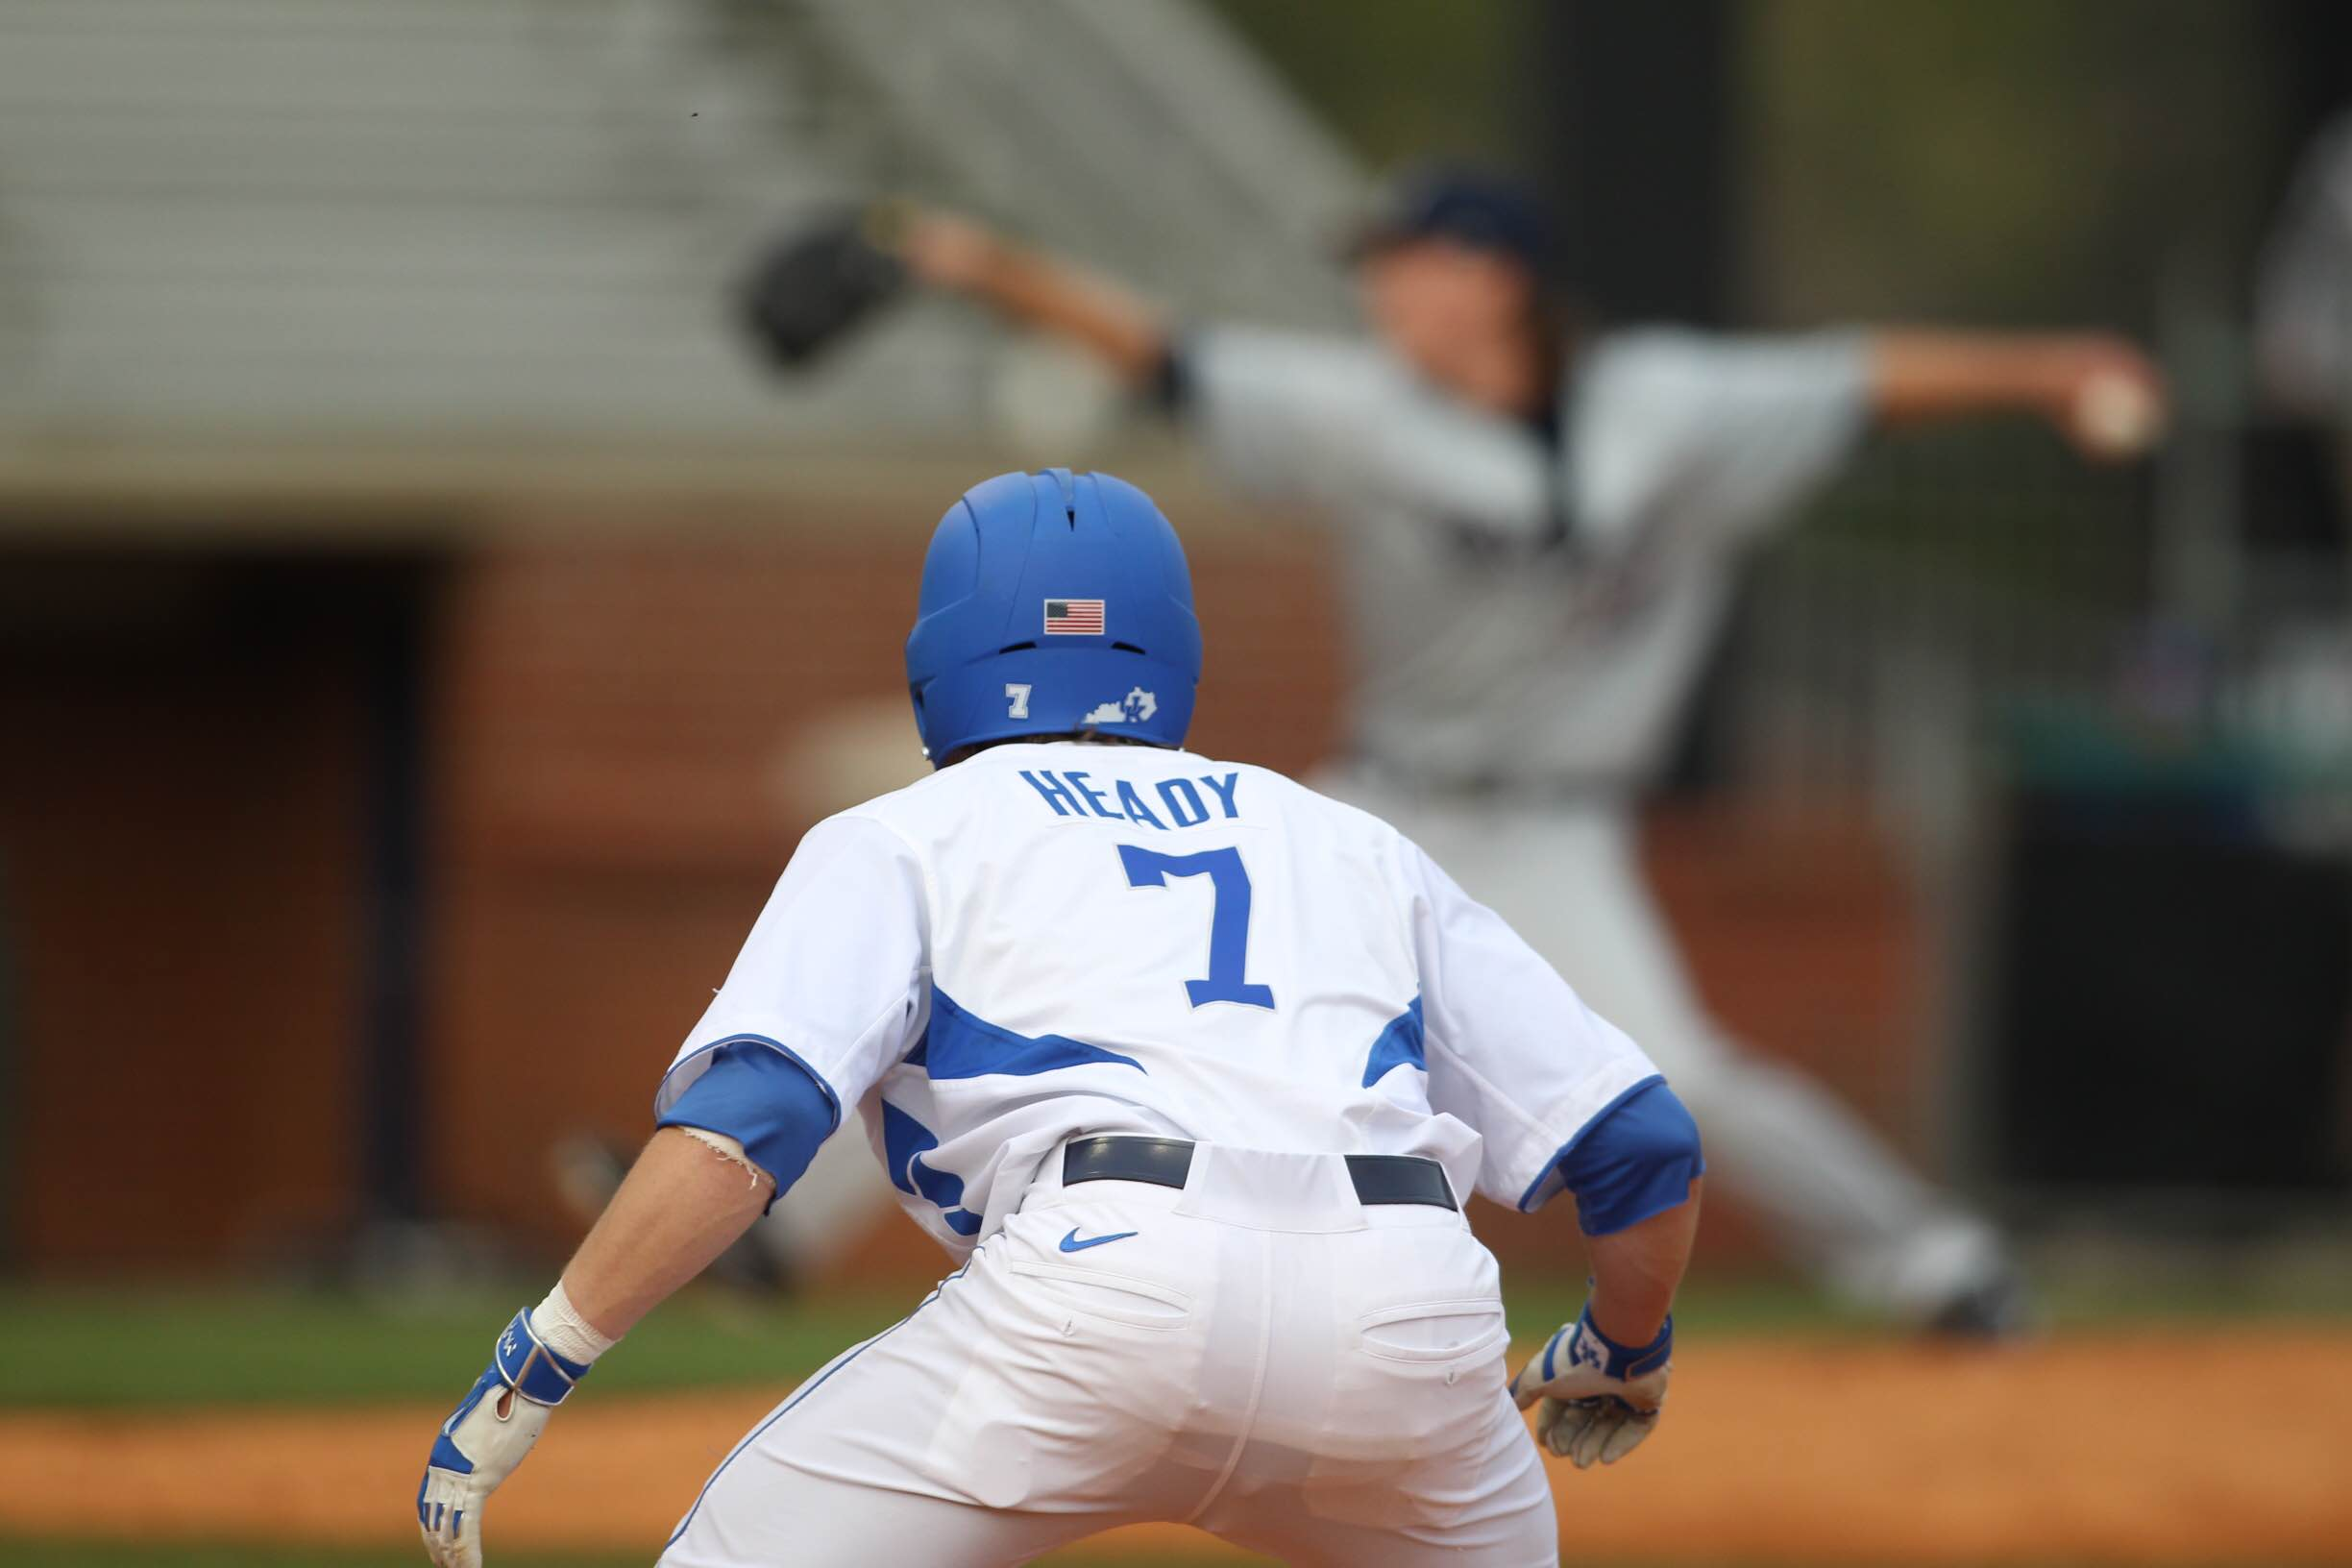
[417,1310,591,1568]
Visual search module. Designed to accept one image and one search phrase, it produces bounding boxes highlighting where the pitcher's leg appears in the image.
[1382,792,2013,1321]
[1534,817,2010,1315]
[1672,1046,2007,1310]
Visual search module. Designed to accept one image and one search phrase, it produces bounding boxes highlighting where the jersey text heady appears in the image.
[1020,769,1241,830]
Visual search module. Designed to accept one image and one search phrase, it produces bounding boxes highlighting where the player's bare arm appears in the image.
[1586,1173,1704,1346]
[415,1128,777,1568]
[1870,330,2168,460]
[1508,1090,1704,1473]
[894,207,1172,384]
[419,1021,844,1568]
[561,1127,776,1335]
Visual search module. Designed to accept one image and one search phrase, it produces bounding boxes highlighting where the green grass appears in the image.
[0,1277,1873,1410]
[2,1262,2345,1411]
[0,1284,899,1409]
[1514,1257,2352,1339]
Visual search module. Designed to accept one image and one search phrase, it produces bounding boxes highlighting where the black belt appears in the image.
[1061,1136,1458,1212]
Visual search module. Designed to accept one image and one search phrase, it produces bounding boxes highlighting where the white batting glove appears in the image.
[1508,1306,1673,1469]
[417,1311,590,1567]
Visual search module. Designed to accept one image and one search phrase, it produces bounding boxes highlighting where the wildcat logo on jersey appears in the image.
[1080,688,1158,724]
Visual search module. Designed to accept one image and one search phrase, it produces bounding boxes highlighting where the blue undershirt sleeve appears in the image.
[655,1042,839,1213]
[1553,1078,1704,1237]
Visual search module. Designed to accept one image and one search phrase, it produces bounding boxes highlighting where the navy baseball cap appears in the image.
[1344,165,1554,275]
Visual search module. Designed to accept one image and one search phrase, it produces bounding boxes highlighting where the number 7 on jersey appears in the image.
[1116,845,1276,1011]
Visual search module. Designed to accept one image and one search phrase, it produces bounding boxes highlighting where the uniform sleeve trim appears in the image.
[1515,1072,1666,1213]
[653,1033,843,1136]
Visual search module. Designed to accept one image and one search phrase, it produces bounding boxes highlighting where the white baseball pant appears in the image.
[659,1143,1558,1567]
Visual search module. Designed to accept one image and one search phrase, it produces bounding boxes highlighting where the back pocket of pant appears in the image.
[1356,1299,1508,1363]
[1006,1260,1193,1330]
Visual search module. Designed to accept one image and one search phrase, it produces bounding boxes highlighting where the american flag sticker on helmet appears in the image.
[1043,599,1106,635]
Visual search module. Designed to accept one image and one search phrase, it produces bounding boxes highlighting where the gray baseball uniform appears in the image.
[1180,323,2007,1314]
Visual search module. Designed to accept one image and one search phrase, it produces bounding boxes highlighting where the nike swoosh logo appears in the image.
[1059,1227,1139,1253]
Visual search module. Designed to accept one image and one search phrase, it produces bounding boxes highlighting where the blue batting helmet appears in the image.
[905,468,1202,764]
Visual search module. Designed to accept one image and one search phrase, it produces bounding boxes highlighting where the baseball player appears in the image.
[419,468,1704,1567]
[823,170,2168,1332]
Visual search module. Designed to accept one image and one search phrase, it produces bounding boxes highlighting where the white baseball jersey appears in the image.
[656,741,1659,1255]
[1185,325,1871,785]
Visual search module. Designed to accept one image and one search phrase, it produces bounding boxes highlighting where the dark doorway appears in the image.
[0,546,442,1268]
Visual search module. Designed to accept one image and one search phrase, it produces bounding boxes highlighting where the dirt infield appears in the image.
[6,1328,2350,1564]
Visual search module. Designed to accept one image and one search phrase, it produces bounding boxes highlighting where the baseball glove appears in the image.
[735,205,910,370]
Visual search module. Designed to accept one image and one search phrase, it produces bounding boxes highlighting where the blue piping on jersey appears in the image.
[1515,1072,1666,1213]
[879,1100,983,1237]
[1360,995,1427,1088]
[921,988,1145,1080]
[653,1032,843,1136]
[663,1257,977,1551]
